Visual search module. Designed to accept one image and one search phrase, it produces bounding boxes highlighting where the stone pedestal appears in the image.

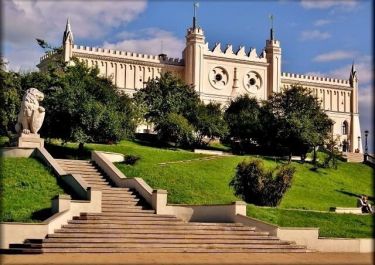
[17,133,44,148]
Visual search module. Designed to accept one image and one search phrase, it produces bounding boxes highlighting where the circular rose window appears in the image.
[244,71,262,93]
[209,67,229,90]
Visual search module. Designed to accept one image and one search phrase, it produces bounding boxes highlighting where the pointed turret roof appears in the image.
[63,18,74,44]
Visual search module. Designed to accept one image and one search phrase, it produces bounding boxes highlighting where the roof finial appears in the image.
[193,2,199,29]
[63,17,74,44]
[269,14,274,40]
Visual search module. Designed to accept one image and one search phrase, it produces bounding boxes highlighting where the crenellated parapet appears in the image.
[39,50,59,62]
[281,72,350,87]
[39,44,184,66]
[203,42,267,63]
[72,45,184,66]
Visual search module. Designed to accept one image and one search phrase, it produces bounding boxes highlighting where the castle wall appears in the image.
[37,22,362,153]
[281,73,360,152]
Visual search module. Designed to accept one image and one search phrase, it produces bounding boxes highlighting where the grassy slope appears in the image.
[0,157,64,222]
[47,140,374,238]
[247,205,373,239]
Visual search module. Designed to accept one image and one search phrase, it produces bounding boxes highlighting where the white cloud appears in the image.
[103,28,185,59]
[301,0,358,9]
[313,50,357,62]
[4,0,147,70]
[300,30,331,41]
[314,19,332,27]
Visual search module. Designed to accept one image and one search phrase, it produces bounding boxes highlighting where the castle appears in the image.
[37,17,362,153]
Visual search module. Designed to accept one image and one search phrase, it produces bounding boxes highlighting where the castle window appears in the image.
[342,121,348,135]
[249,78,256,86]
[215,74,223,81]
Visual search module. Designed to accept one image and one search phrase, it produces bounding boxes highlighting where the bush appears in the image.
[123,155,140,165]
[156,113,195,147]
[230,159,295,206]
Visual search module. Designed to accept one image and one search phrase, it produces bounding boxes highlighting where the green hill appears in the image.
[0,157,64,222]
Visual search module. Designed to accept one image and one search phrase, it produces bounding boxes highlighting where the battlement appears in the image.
[187,27,204,35]
[281,72,350,86]
[40,44,184,66]
[39,50,59,62]
[203,42,267,62]
[71,45,183,65]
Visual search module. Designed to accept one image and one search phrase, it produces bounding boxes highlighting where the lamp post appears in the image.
[364,130,369,155]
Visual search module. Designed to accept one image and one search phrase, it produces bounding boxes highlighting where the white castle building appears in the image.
[38,17,362,153]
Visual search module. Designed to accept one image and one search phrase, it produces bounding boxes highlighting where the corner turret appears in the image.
[63,18,74,63]
[183,3,205,94]
[265,15,281,94]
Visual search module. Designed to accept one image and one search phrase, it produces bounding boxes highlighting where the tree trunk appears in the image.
[313,146,317,166]
[288,152,292,164]
[78,142,84,153]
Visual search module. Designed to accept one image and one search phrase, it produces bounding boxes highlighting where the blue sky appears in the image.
[3,0,373,151]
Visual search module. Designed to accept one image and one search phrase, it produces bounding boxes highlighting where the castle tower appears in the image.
[183,3,205,94]
[62,18,74,63]
[349,63,362,152]
[265,16,282,95]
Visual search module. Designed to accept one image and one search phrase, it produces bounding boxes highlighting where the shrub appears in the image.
[156,113,195,147]
[123,154,140,165]
[230,159,295,206]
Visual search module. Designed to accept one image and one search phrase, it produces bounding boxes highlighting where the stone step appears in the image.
[99,187,131,191]
[42,238,285,244]
[48,232,272,239]
[67,220,246,227]
[62,224,255,231]
[56,228,256,234]
[40,247,308,253]
[102,198,139,203]
[101,205,143,210]
[73,216,177,221]
[33,242,304,249]
[101,202,139,206]
[102,191,138,197]
[80,212,158,217]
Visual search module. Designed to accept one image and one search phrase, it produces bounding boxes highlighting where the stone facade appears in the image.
[37,19,362,153]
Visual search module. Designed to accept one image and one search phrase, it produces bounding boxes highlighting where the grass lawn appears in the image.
[247,205,373,238]
[0,157,65,222]
[35,140,375,237]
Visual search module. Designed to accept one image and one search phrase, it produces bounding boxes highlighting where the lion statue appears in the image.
[15,88,45,135]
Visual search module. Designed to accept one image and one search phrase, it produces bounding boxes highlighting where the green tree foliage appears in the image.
[230,159,295,206]
[156,113,194,147]
[0,69,21,137]
[43,59,136,149]
[262,86,333,161]
[194,102,228,145]
[134,72,200,123]
[224,95,263,152]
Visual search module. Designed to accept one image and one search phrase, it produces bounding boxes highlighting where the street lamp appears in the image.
[364,130,369,155]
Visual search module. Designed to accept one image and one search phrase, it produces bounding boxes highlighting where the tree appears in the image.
[261,86,333,162]
[41,59,137,150]
[134,72,200,124]
[156,113,194,147]
[0,69,22,137]
[229,159,295,206]
[193,102,228,145]
[224,95,262,151]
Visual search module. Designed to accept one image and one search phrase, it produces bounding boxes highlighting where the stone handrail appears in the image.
[234,214,373,253]
[1,189,101,249]
[0,147,102,249]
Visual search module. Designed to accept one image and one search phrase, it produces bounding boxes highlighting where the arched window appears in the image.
[342,121,348,135]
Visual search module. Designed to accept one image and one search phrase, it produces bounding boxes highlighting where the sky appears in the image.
[3,0,373,151]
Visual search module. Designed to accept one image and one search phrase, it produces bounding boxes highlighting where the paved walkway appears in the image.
[1,253,373,265]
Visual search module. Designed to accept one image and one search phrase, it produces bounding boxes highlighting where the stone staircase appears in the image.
[343,152,364,163]
[8,159,308,253]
